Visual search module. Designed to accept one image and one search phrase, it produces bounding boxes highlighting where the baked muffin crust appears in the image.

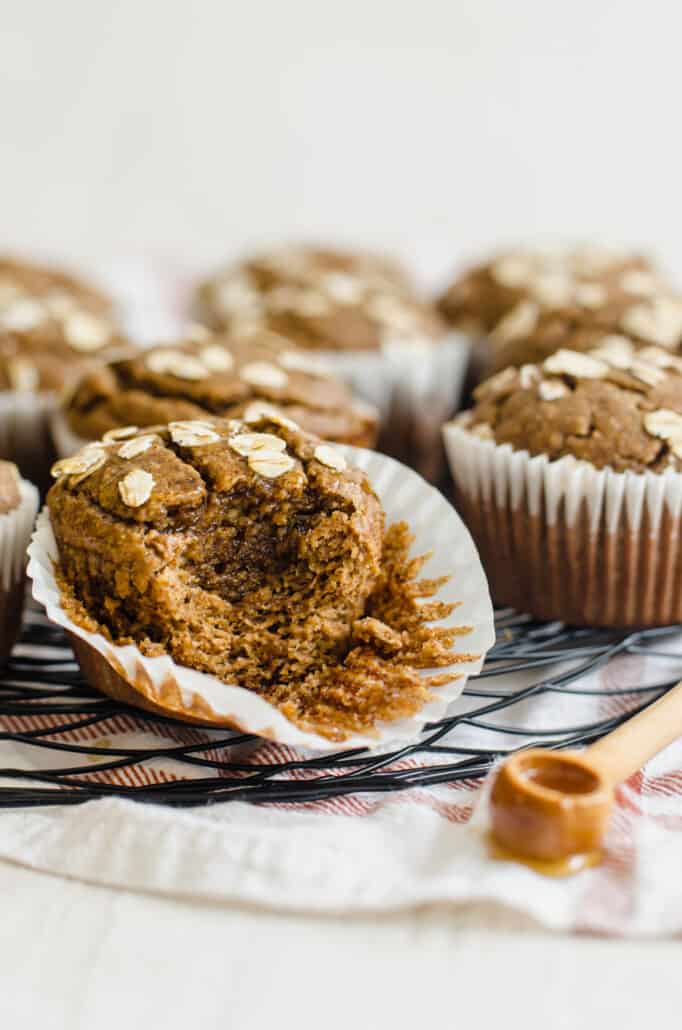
[48,416,466,738]
[465,339,682,473]
[64,330,378,447]
[194,245,445,351]
[0,255,122,393]
[438,245,662,337]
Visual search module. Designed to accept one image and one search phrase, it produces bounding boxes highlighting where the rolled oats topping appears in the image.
[64,331,378,452]
[200,344,235,372]
[229,432,287,457]
[466,337,682,473]
[239,361,289,390]
[51,444,107,481]
[63,312,112,352]
[118,468,155,507]
[145,349,208,380]
[103,425,139,441]
[538,379,569,401]
[117,434,159,459]
[248,450,296,479]
[313,444,347,471]
[543,349,609,379]
[490,300,540,343]
[168,420,222,447]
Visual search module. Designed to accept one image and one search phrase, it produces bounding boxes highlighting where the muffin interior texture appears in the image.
[466,339,682,473]
[48,416,468,739]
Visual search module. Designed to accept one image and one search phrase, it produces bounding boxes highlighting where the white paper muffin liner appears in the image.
[444,420,682,626]
[315,333,471,481]
[0,392,59,487]
[27,447,494,753]
[49,407,88,460]
[0,480,40,591]
[0,477,40,661]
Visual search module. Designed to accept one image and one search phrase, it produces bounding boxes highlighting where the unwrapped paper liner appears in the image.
[0,392,58,488]
[443,420,682,625]
[28,447,494,753]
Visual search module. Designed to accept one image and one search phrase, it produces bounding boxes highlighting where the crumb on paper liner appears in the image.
[28,447,495,753]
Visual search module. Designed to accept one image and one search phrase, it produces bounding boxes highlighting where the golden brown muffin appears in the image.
[62,330,378,448]
[0,254,125,393]
[445,340,682,626]
[194,244,445,350]
[467,340,682,472]
[437,245,662,336]
[48,416,463,739]
[0,255,112,320]
[0,460,39,662]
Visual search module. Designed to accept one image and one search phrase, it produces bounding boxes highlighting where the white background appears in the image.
[2,0,681,291]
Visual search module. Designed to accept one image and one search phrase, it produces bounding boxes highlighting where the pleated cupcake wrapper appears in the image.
[316,333,471,480]
[0,392,59,488]
[0,479,40,661]
[0,481,40,592]
[27,447,495,753]
[443,422,682,626]
[49,408,88,460]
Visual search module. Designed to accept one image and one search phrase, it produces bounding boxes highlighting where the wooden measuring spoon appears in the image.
[489,680,682,873]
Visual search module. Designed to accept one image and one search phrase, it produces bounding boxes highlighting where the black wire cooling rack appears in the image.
[1,606,681,809]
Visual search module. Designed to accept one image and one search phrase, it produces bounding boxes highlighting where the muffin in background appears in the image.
[193,244,470,481]
[51,329,379,458]
[437,245,662,336]
[0,255,124,487]
[193,244,439,347]
[444,338,682,626]
[437,245,674,390]
[0,460,39,663]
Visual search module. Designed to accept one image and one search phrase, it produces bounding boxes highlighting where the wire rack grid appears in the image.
[0,607,680,809]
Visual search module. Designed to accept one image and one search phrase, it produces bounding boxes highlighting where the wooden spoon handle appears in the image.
[586,680,682,786]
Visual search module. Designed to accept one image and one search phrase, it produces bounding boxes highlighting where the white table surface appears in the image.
[1,858,677,1029]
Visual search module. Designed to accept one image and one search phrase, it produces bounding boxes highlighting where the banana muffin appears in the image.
[0,254,113,322]
[56,330,378,452]
[193,244,443,349]
[47,416,466,740]
[0,256,124,487]
[444,340,682,626]
[194,245,468,482]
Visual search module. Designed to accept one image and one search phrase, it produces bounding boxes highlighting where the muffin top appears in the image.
[0,255,124,393]
[0,255,112,319]
[194,244,445,351]
[463,338,682,473]
[64,329,378,447]
[438,245,666,338]
[0,461,21,515]
[488,287,682,373]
